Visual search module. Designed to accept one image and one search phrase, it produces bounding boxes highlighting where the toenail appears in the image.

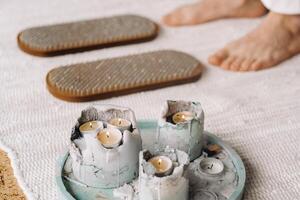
[251,62,263,71]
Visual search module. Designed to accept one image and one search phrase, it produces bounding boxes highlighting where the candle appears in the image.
[172,111,195,124]
[107,118,132,131]
[148,156,173,177]
[199,158,224,176]
[79,121,103,134]
[97,128,122,149]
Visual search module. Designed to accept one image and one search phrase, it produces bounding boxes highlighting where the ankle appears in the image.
[233,0,254,8]
[271,12,300,34]
[232,0,267,17]
[285,15,300,34]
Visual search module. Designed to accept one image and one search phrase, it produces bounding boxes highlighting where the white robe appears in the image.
[261,0,300,14]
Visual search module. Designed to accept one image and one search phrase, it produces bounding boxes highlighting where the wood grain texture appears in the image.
[18,15,158,56]
[46,50,203,102]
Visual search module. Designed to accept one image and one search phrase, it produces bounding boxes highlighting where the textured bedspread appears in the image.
[0,0,300,199]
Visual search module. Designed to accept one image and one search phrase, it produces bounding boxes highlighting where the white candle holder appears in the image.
[139,147,190,200]
[69,105,142,188]
[107,118,132,131]
[157,100,204,161]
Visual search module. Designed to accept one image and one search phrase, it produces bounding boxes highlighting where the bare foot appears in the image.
[163,0,267,26]
[208,12,300,71]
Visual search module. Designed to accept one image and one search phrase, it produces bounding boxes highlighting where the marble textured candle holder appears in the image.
[187,151,238,199]
[58,103,246,200]
[69,105,142,188]
[157,100,204,161]
[138,147,190,200]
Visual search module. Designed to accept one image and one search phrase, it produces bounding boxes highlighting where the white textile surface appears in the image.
[0,0,300,199]
[261,0,300,14]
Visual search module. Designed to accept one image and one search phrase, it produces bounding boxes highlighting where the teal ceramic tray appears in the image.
[56,120,246,200]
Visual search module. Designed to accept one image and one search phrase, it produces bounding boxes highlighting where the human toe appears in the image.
[208,49,229,66]
[220,56,236,70]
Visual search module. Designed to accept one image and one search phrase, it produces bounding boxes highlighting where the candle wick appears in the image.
[158,159,162,166]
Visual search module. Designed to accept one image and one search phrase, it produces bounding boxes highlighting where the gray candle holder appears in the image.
[157,100,204,161]
[139,147,190,200]
[69,105,142,188]
[57,103,246,200]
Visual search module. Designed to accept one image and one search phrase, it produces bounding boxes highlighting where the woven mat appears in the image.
[0,150,25,200]
[1,0,300,199]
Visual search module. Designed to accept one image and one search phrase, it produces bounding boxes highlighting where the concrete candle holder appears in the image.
[69,105,142,188]
[157,100,204,161]
[57,103,246,200]
[58,128,245,200]
[187,152,238,199]
[138,147,190,200]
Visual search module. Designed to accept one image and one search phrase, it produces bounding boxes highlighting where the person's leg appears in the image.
[208,1,300,71]
[162,0,267,26]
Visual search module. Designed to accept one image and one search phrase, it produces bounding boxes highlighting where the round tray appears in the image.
[56,120,246,200]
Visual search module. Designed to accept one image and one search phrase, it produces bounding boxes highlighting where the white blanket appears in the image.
[0,0,300,199]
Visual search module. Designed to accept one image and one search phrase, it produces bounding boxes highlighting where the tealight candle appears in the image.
[172,111,195,124]
[79,121,103,134]
[97,128,122,149]
[107,118,132,131]
[148,155,173,177]
[199,158,224,176]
